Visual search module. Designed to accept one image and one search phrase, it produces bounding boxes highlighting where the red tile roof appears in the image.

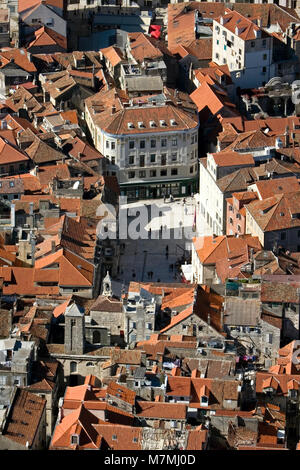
[246,191,300,232]
[136,401,187,420]
[3,388,46,448]
[28,26,67,51]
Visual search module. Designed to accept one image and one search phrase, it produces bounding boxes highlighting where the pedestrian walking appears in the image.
[184,206,188,215]
[166,245,169,252]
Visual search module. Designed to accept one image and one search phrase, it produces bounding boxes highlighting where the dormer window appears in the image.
[71,434,79,445]
[170,119,177,126]
[201,395,208,406]
[160,120,167,127]
[149,121,156,128]
[200,385,209,406]
[138,122,145,129]
[128,122,134,129]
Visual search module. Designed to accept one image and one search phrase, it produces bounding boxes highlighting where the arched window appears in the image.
[86,362,94,367]
[93,330,101,344]
[70,361,77,373]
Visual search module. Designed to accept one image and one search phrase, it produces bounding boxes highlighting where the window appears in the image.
[239,49,242,55]
[132,321,136,328]
[172,138,177,146]
[215,53,219,59]
[229,217,233,224]
[190,166,194,173]
[161,169,167,176]
[106,141,109,149]
[150,154,156,163]
[171,169,178,176]
[146,323,152,329]
[251,41,255,47]
[71,435,79,445]
[111,157,115,165]
[129,155,134,165]
[201,395,208,406]
[111,142,115,150]
[266,333,273,344]
[0,376,6,385]
[129,141,135,149]
[151,139,156,148]
[216,39,219,45]
[263,54,267,60]
[70,361,77,373]
[128,171,135,179]
[9,181,14,187]
[262,66,266,74]
[150,170,156,177]
[171,153,177,161]
[86,362,94,367]
[161,138,167,147]
[262,39,266,46]
[237,225,241,232]
[139,171,146,178]
[140,140,145,149]
[280,232,286,240]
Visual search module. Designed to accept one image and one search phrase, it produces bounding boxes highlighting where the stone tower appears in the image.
[101,271,112,297]
[64,303,85,355]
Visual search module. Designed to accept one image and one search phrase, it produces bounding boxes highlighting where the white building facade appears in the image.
[212,9,273,89]
[85,92,199,200]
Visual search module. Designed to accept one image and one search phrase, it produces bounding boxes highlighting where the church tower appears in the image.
[64,303,85,355]
[101,271,112,297]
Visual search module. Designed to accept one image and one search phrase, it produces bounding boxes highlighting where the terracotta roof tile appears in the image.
[3,388,46,448]
[136,401,187,419]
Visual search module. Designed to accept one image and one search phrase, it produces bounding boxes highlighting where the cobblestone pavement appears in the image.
[112,196,212,294]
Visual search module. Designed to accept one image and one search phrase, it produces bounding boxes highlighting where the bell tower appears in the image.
[64,303,85,355]
[101,271,112,297]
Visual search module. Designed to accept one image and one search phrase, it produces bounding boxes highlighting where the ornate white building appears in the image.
[85,88,199,200]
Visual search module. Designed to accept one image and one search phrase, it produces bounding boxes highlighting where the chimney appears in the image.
[51,240,56,254]
[207,314,211,326]
[10,203,15,228]
[111,105,116,114]
[285,125,289,147]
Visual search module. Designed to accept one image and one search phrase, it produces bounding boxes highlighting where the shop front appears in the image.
[120,177,198,201]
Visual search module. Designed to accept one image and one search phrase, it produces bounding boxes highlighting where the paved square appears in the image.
[112,196,213,293]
